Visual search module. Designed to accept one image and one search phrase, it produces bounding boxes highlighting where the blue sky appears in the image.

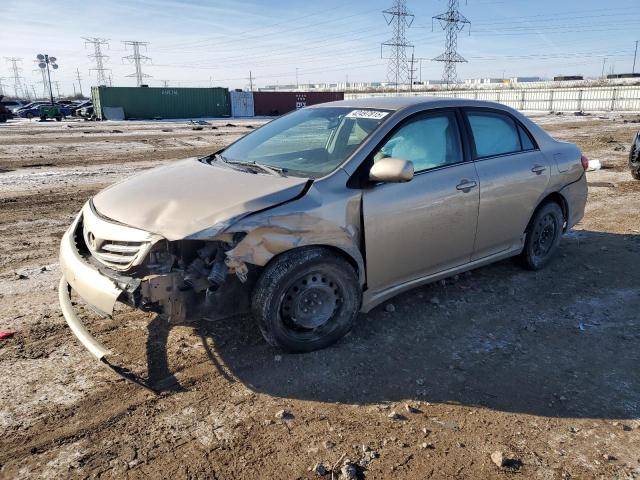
[1,0,639,96]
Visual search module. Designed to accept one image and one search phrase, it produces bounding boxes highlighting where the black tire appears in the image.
[251,247,361,353]
[630,132,640,180]
[519,202,564,270]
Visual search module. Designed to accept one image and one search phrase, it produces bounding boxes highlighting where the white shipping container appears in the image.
[230,91,255,117]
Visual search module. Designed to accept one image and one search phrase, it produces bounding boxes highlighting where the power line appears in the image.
[123,40,151,86]
[432,0,471,88]
[83,37,111,86]
[381,0,414,91]
[4,57,26,99]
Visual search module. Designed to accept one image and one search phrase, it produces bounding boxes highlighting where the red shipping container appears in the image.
[253,91,344,116]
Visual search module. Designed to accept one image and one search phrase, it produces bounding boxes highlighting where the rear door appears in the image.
[362,110,480,292]
[463,109,550,260]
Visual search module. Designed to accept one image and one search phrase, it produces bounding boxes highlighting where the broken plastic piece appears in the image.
[0,331,15,339]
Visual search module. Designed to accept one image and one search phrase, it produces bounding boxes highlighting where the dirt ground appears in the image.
[0,112,639,480]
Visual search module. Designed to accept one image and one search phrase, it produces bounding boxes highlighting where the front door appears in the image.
[362,111,480,292]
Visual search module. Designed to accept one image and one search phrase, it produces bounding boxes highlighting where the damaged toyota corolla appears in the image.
[60,97,588,363]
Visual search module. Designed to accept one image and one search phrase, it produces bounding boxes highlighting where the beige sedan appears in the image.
[59,97,587,361]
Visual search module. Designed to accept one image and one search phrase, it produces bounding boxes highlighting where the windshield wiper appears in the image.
[218,155,287,177]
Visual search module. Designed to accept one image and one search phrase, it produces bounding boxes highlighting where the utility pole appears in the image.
[36,54,58,104]
[53,81,61,99]
[5,57,26,99]
[123,40,151,86]
[409,53,416,91]
[248,71,254,91]
[83,37,110,86]
[381,0,414,92]
[296,67,299,90]
[75,68,83,96]
[432,0,471,89]
[633,40,638,74]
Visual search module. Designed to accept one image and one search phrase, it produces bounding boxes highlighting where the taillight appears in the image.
[581,154,589,171]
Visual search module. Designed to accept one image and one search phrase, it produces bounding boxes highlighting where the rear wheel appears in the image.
[630,132,640,180]
[252,247,361,353]
[519,202,564,270]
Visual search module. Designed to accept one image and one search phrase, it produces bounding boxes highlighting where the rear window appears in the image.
[467,111,521,158]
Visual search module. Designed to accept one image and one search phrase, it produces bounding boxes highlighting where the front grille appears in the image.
[86,236,146,269]
[78,202,160,272]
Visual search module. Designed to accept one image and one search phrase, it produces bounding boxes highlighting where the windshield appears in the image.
[221,107,390,177]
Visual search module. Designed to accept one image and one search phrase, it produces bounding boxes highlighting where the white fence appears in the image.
[345,86,640,112]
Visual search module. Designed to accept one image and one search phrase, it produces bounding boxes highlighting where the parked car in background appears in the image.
[70,100,92,117]
[15,101,50,118]
[77,104,94,118]
[18,103,73,120]
[0,95,15,122]
[630,131,640,180]
[59,96,588,367]
[1,99,27,113]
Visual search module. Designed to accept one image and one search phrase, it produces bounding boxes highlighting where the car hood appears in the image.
[92,158,309,240]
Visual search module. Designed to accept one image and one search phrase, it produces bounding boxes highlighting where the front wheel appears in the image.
[519,202,564,270]
[252,247,361,353]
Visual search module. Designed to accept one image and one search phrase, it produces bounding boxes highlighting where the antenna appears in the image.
[122,41,151,86]
[432,0,471,88]
[83,37,111,86]
[381,0,414,92]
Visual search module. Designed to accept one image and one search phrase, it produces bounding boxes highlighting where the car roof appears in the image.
[312,95,509,112]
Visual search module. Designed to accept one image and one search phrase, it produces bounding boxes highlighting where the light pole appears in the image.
[36,54,58,105]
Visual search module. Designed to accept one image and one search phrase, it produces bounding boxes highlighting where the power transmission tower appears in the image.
[123,41,151,86]
[31,85,38,99]
[432,0,470,88]
[633,40,638,74]
[83,37,111,86]
[76,68,83,96]
[381,0,414,92]
[248,71,254,91]
[161,80,169,87]
[53,81,61,99]
[33,61,49,97]
[4,57,26,99]
[0,77,7,96]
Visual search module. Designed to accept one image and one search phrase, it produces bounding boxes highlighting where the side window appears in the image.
[373,113,462,172]
[467,111,521,158]
[518,124,535,150]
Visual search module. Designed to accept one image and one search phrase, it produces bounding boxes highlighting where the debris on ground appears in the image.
[0,331,16,340]
[490,451,523,470]
[275,409,293,420]
[384,303,395,313]
[312,462,328,476]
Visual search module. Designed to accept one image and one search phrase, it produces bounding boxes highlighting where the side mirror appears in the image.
[369,158,414,183]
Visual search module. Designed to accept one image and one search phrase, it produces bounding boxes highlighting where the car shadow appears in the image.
[145,229,640,420]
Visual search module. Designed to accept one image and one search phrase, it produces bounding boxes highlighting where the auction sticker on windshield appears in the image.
[345,110,389,120]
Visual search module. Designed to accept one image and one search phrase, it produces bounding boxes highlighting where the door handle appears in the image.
[531,165,547,175]
[456,179,477,192]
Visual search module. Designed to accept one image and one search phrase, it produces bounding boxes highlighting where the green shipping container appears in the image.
[92,86,231,120]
